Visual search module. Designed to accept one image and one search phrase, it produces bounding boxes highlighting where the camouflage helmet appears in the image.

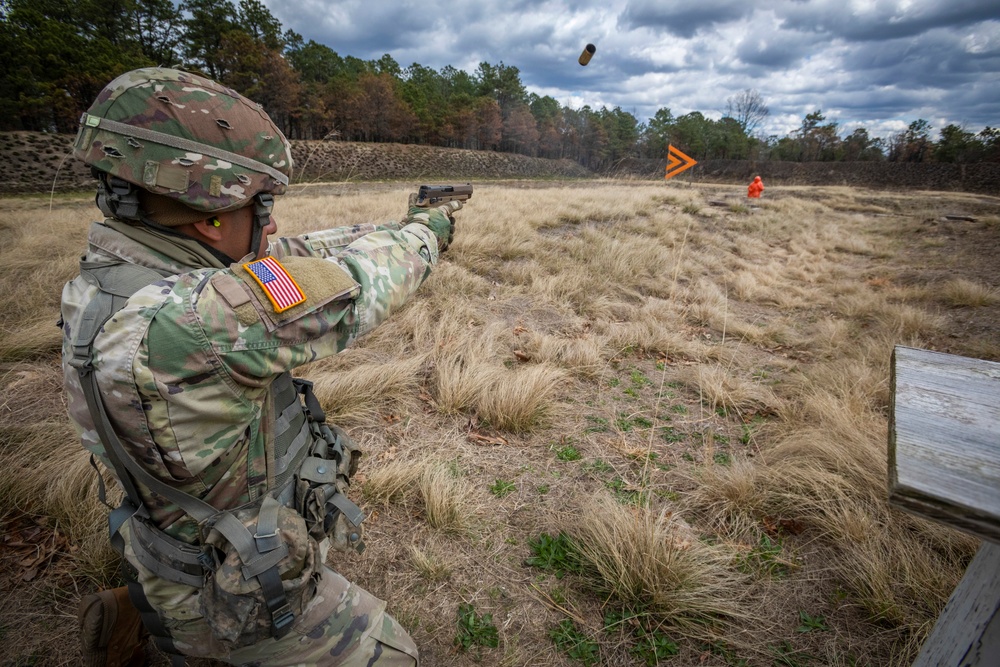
[73,68,292,219]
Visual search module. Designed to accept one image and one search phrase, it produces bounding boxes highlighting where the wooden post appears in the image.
[910,542,1000,667]
[889,346,1000,666]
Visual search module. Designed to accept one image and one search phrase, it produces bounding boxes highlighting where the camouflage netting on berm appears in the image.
[0,132,593,194]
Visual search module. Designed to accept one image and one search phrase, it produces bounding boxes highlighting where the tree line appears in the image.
[2,0,997,169]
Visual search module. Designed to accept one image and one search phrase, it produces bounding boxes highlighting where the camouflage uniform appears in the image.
[63,213,451,663]
[61,68,457,666]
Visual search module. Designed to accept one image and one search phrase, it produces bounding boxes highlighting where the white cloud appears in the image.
[261,0,1000,138]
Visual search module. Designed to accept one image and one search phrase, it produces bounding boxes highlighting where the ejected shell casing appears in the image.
[579,44,596,66]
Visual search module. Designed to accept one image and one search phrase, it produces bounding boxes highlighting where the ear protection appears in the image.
[211,217,221,227]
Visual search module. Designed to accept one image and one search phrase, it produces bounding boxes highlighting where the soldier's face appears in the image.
[216,206,277,261]
[258,214,278,258]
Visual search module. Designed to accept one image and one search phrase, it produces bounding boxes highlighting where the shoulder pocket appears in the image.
[217,257,360,332]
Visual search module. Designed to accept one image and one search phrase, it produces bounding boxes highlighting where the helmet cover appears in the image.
[73,68,292,215]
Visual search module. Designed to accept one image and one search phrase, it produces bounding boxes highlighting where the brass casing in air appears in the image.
[579,44,596,66]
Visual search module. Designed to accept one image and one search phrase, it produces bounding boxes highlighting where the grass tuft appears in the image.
[939,277,998,307]
[418,463,477,534]
[566,496,748,640]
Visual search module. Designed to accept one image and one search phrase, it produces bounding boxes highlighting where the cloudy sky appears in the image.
[260,0,1000,140]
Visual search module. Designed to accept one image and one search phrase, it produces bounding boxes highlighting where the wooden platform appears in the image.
[889,346,1000,542]
[889,346,1000,666]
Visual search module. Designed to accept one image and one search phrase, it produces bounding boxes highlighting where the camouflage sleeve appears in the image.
[184,222,440,387]
[270,221,405,259]
[268,206,453,260]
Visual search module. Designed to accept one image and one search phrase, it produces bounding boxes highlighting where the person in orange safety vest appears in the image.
[747,176,764,199]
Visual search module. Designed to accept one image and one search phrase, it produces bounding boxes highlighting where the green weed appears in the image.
[660,426,685,443]
[603,607,639,631]
[526,532,581,578]
[454,603,499,652]
[550,619,599,665]
[703,641,750,667]
[584,459,614,474]
[606,477,645,506]
[556,445,583,461]
[737,534,790,577]
[605,608,680,666]
[489,479,516,498]
[630,370,651,386]
[769,640,816,666]
[740,416,766,446]
[796,611,828,633]
[616,412,654,431]
[631,628,680,665]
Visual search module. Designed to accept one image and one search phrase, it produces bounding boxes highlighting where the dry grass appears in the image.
[362,458,423,506]
[474,364,567,432]
[0,208,84,361]
[2,181,996,666]
[677,364,783,416]
[306,354,426,425]
[938,277,998,307]
[567,496,749,639]
[418,463,478,535]
[408,543,452,582]
[363,459,479,536]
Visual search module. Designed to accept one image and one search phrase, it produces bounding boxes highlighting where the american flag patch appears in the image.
[242,257,306,312]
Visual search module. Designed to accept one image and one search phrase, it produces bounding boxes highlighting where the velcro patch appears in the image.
[242,257,306,313]
[143,161,189,192]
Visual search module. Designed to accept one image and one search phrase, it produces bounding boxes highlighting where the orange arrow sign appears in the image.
[664,144,697,180]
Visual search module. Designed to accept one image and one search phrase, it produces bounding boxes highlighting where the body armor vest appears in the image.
[66,259,364,653]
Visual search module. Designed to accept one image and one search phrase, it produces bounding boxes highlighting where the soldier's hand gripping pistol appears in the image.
[407,184,473,252]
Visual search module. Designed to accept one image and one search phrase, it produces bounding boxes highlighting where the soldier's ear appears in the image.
[191,217,224,242]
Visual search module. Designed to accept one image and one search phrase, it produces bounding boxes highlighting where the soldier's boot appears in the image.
[78,587,148,667]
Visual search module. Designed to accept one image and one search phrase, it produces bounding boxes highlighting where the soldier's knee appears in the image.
[358,613,418,666]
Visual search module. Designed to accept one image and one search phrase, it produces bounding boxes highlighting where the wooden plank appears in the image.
[889,346,1000,541]
[913,541,1000,667]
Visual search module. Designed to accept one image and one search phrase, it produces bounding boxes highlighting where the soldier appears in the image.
[61,68,460,666]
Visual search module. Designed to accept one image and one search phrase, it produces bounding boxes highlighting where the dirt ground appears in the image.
[844,191,1000,359]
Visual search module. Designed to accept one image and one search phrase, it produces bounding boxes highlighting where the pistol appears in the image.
[414,184,473,207]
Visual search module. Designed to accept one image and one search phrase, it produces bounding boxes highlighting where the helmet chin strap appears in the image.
[249,193,274,259]
[94,169,142,222]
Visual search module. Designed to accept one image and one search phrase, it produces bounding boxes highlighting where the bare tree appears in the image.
[725,88,769,135]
